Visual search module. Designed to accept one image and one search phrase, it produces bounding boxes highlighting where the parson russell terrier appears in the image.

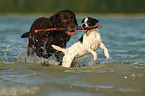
[52,17,110,68]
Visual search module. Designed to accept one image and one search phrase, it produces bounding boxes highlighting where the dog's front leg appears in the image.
[99,42,109,59]
[88,48,97,61]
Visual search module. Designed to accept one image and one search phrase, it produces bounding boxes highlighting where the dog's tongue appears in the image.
[66,31,75,35]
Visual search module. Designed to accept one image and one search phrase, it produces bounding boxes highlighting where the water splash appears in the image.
[0,43,27,64]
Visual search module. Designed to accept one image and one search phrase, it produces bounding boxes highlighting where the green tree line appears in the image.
[0,0,145,13]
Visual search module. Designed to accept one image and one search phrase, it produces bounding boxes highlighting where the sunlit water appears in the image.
[0,16,145,96]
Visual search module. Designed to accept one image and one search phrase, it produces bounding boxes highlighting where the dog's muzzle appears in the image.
[65,23,77,35]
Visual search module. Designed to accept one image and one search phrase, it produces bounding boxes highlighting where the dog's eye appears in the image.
[62,19,67,22]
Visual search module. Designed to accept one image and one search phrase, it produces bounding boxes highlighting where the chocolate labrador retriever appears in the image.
[21,10,78,64]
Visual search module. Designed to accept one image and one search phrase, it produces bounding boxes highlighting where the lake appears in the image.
[0,16,145,96]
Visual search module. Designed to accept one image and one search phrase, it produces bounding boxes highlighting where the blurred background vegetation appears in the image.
[0,0,145,14]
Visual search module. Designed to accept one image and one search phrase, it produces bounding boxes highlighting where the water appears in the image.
[0,16,145,96]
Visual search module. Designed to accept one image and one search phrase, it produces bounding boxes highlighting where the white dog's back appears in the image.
[52,29,101,56]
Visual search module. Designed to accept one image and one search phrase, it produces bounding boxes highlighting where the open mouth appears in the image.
[65,31,75,35]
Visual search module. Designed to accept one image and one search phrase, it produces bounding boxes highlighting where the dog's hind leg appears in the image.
[62,55,74,68]
[99,42,109,59]
[71,57,78,67]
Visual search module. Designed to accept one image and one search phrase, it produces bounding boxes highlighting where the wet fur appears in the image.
[21,10,78,64]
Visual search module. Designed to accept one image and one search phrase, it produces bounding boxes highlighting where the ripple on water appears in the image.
[0,83,40,96]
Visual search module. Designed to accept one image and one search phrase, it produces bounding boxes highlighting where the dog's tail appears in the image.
[21,32,29,38]
[51,45,65,53]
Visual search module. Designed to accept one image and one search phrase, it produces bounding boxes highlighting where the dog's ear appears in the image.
[74,18,78,26]
[88,17,99,24]
[74,15,78,26]
[93,18,99,24]
[50,13,60,27]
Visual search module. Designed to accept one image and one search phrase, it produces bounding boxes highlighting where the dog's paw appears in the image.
[105,53,110,59]
[93,57,97,61]
[62,64,71,68]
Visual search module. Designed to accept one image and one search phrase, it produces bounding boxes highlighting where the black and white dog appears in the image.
[52,17,110,68]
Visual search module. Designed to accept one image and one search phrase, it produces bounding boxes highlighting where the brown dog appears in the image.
[21,10,78,64]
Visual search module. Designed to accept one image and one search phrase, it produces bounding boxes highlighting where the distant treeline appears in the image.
[0,0,145,13]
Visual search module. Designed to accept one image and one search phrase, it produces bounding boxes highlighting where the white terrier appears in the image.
[52,17,109,68]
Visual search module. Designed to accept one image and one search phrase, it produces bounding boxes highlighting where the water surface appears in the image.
[0,16,145,96]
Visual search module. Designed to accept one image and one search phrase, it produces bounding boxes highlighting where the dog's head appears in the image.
[81,17,99,28]
[51,10,78,35]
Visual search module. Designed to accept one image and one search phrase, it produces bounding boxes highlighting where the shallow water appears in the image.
[0,16,145,96]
